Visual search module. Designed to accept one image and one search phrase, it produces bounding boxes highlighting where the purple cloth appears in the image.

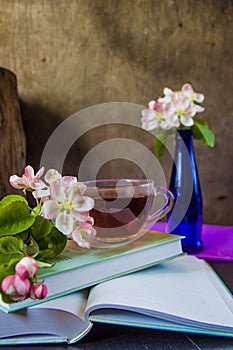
[149,222,233,261]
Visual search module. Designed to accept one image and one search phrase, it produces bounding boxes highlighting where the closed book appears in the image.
[0,230,183,313]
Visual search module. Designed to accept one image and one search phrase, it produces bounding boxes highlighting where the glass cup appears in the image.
[84,179,174,248]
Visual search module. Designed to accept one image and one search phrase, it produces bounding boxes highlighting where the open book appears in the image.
[0,255,232,345]
[0,230,183,313]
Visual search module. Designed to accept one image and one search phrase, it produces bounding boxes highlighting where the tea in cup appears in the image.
[84,179,174,248]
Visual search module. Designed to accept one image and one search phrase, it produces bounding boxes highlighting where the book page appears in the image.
[0,291,90,342]
[85,256,233,330]
[34,289,89,320]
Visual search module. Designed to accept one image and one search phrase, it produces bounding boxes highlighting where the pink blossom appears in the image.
[181,83,205,114]
[33,169,62,199]
[158,87,176,104]
[141,101,180,131]
[71,221,96,248]
[42,178,94,236]
[9,175,28,190]
[181,83,205,104]
[1,275,30,301]
[15,257,38,280]
[9,165,46,191]
[142,83,206,132]
[148,100,160,110]
[44,169,62,184]
[166,94,196,127]
[32,188,50,199]
[141,108,160,130]
[30,283,48,300]
[85,216,95,226]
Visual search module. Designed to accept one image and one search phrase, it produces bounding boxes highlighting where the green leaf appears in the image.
[31,205,42,217]
[0,236,24,254]
[36,227,67,259]
[191,124,203,140]
[0,237,24,300]
[0,252,23,270]
[0,195,27,209]
[193,118,215,147]
[0,201,35,236]
[25,237,40,258]
[1,293,17,305]
[16,229,30,243]
[154,129,176,161]
[154,129,168,161]
[154,137,165,161]
[36,260,55,268]
[32,216,53,240]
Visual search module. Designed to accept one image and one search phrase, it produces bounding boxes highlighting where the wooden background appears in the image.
[0,0,232,225]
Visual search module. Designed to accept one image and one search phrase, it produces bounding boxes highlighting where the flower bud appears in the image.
[15,257,38,280]
[14,275,31,296]
[1,275,16,294]
[148,100,160,110]
[30,283,48,300]
[1,275,30,301]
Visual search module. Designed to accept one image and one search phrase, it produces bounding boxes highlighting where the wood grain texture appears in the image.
[0,0,232,224]
[0,68,26,197]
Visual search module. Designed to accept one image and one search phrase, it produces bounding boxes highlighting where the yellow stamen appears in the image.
[156,112,165,121]
[63,200,73,210]
[176,109,184,117]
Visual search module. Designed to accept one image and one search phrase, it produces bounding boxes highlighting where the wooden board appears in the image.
[0,68,26,197]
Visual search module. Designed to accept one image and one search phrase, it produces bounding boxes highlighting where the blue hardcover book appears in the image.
[0,230,183,313]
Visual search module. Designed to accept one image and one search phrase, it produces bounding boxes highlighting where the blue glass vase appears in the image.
[167,129,203,253]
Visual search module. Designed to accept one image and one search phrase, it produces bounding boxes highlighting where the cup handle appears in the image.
[146,186,174,226]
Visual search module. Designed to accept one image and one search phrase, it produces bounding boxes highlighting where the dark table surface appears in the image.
[1,260,232,350]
